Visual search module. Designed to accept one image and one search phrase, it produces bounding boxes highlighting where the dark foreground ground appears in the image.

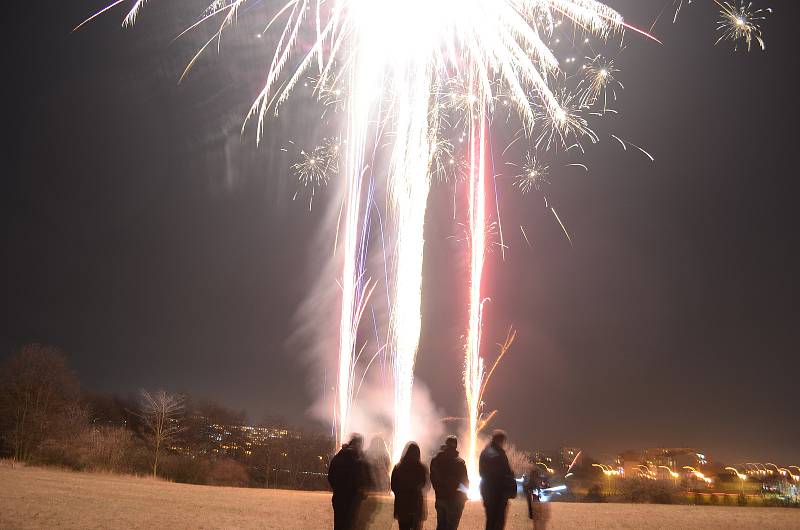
[2,462,799,529]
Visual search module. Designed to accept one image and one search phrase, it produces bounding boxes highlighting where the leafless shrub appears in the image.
[0,344,80,462]
[206,458,249,487]
[136,390,185,477]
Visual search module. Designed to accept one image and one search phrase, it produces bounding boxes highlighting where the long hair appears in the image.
[399,442,421,466]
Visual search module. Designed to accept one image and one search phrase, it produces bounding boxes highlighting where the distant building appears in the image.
[533,450,557,468]
[559,447,581,471]
[616,450,644,478]
[643,447,707,470]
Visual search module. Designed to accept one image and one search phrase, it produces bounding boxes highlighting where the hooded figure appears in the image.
[430,435,469,530]
[391,442,429,530]
[328,434,369,530]
[365,436,391,492]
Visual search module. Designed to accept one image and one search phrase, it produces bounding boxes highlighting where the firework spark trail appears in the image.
[387,76,435,461]
[465,103,488,492]
[333,46,377,448]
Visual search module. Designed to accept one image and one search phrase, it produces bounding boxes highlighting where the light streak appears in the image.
[566,450,582,473]
[610,134,655,162]
[465,103,489,493]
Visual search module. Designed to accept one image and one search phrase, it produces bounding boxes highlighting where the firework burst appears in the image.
[513,153,550,194]
[535,90,599,152]
[715,0,770,51]
[291,137,341,209]
[578,55,622,110]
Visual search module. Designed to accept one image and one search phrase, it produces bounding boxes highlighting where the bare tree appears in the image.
[0,344,80,462]
[137,389,185,477]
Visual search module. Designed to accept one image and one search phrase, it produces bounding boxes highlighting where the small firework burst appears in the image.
[431,135,469,184]
[513,153,550,194]
[578,55,622,110]
[715,1,770,51]
[291,137,341,209]
[535,90,598,152]
[318,81,347,115]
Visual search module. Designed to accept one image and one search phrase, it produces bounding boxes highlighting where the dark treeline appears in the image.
[0,344,332,489]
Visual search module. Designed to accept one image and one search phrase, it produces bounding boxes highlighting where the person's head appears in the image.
[401,442,421,464]
[368,436,388,455]
[445,435,458,450]
[490,430,507,449]
[348,433,364,451]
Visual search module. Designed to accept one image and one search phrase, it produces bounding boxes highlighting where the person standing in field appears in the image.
[524,466,551,530]
[391,442,429,530]
[356,436,392,529]
[430,435,469,530]
[365,435,391,492]
[328,434,369,530]
[479,430,517,530]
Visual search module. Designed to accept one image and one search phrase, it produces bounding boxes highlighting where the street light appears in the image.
[637,464,654,480]
[592,464,618,495]
[726,466,747,494]
[658,465,680,488]
[766,463,781,475]
[683,466,712,485]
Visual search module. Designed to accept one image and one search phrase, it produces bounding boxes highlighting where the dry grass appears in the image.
[1,462,799,529]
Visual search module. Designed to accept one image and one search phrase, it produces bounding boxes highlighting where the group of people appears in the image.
[327,429,530,530]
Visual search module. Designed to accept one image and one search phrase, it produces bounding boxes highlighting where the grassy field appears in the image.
[2,463,799,529]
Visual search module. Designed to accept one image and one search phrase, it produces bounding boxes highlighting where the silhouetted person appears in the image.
[430,435,469,530]
[356,436,391,529]
[524,467,551,530]
[366,436,391,492]
[328,434,369,530]
[391,442,429,530]
[479,430,516,530]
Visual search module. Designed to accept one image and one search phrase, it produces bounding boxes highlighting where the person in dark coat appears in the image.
[328,434,369,530]
[430,435,469,530]
[391,442,429,530]
[479,430,516,530]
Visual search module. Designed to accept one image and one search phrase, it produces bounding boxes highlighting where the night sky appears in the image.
[4,1,799,464]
